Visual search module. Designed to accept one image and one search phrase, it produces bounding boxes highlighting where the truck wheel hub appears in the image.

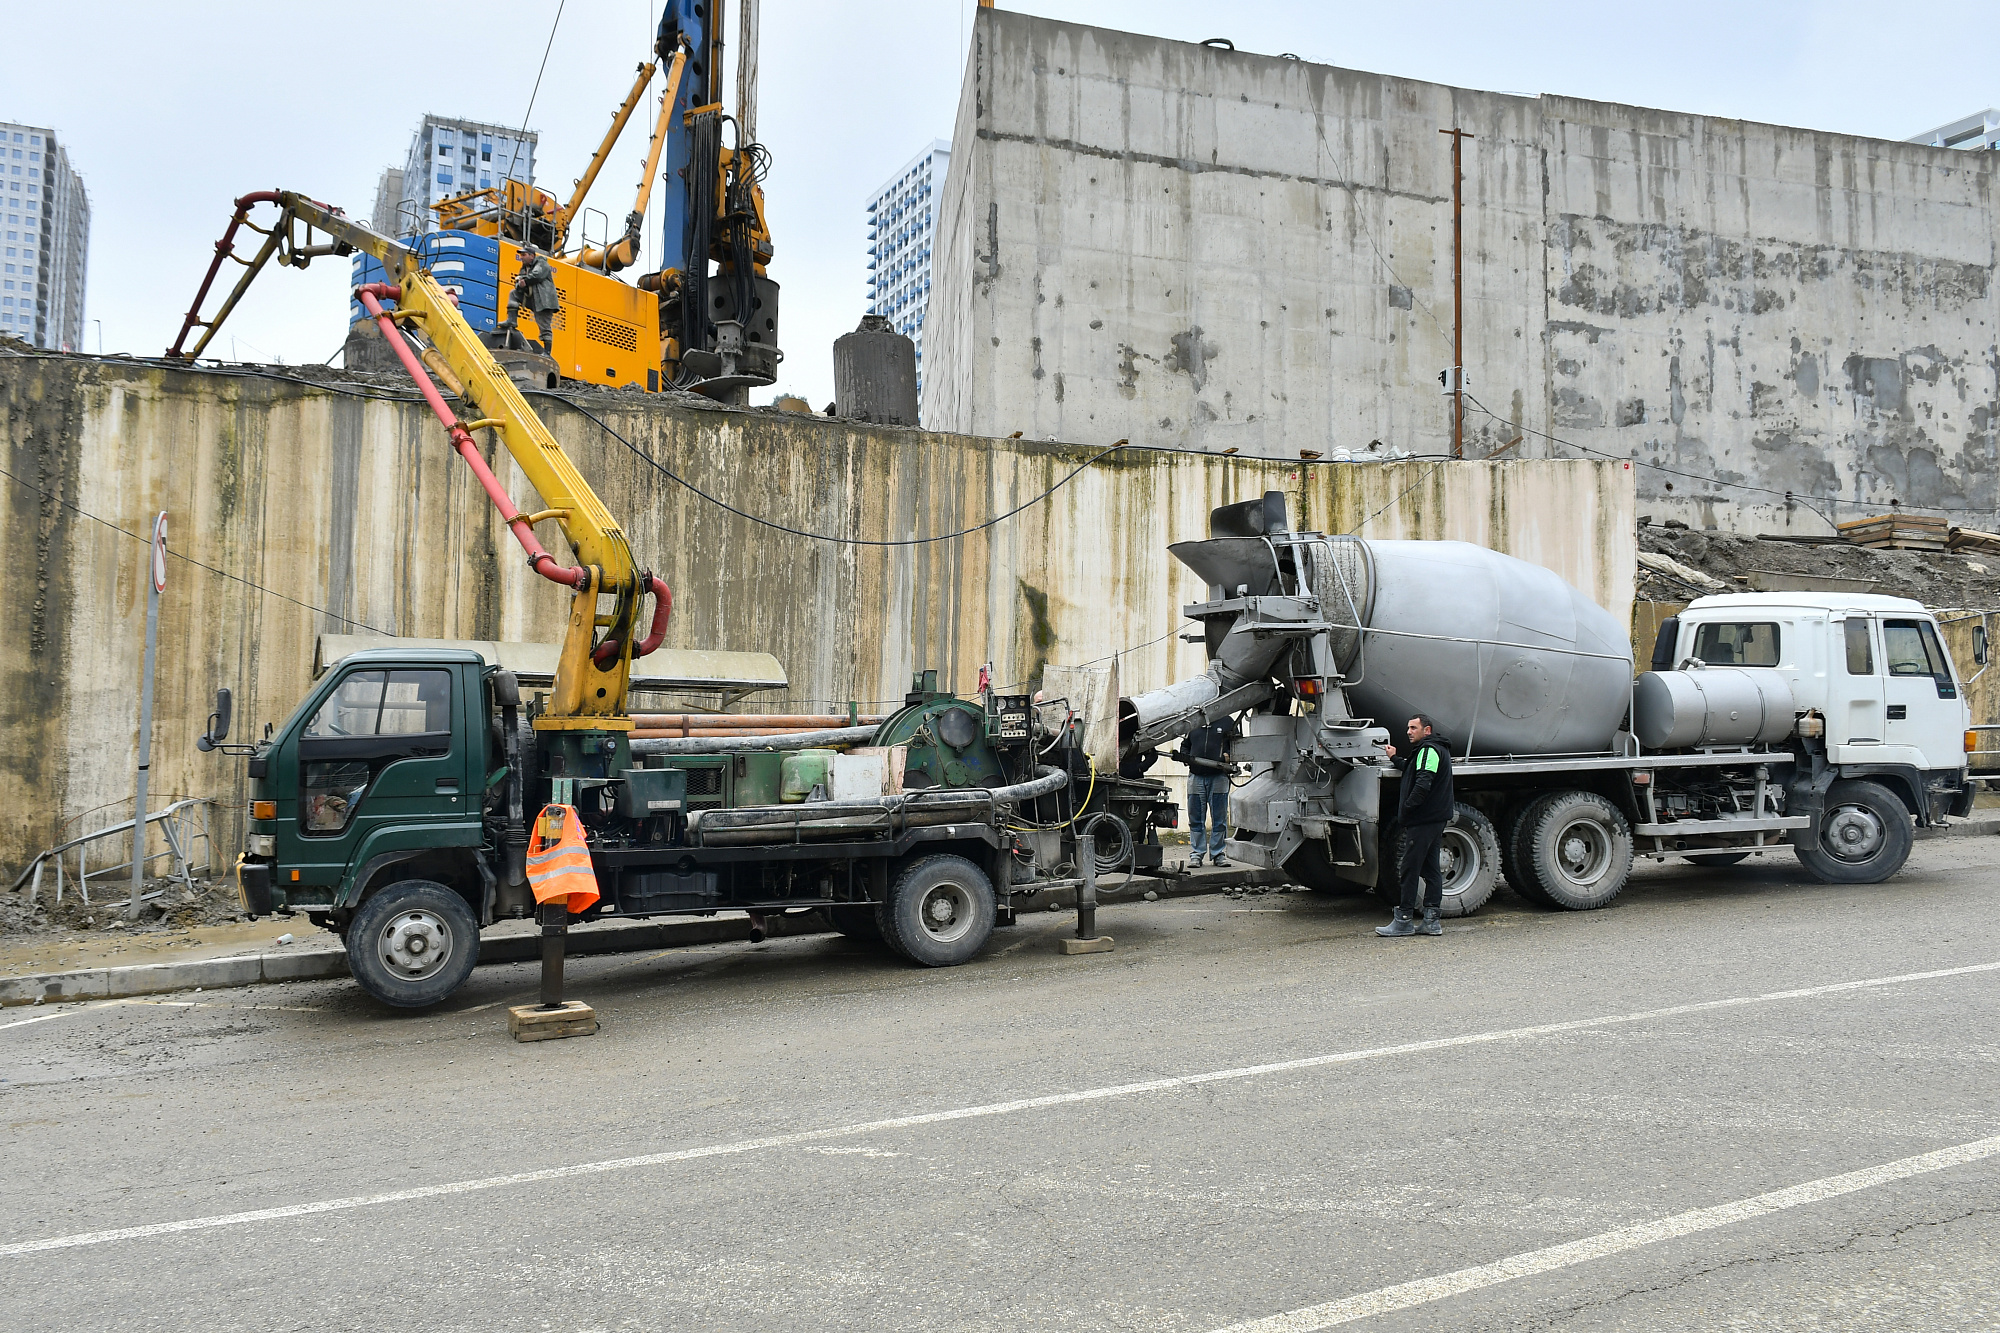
[380,909,453,982]
[918,882,974,943]
[1825,806,1885,860]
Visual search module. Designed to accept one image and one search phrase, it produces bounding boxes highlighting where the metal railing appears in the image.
[10,798,217,907]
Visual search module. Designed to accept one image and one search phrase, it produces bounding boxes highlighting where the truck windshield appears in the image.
[1691,621,1780,667]
[1883,619,1955,692]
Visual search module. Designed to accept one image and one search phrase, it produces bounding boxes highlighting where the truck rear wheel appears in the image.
[1502,796,1559,907]
[1395,803,1500,917]
[1524,791,1633,911]
[1793,780,1913,885]
[346,879,480,1009]
[877,854,996,967]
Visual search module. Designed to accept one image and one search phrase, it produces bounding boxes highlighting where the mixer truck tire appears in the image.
[1792,780,1914,885]
[1394,804,1499,917]
[1502,796,1559,908]
[1522,791,1634,911]
[1283,841,1364,895]
[877,854,997,967]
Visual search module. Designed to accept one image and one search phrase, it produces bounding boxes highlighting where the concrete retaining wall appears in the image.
[0,353,1631,876]
[924,10,2000,536]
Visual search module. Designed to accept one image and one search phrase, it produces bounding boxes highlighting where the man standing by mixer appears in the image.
[1376,714,1454,937]
[1176,716,1239,867]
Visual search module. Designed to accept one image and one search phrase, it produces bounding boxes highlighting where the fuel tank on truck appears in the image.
[1328,540,1633,756]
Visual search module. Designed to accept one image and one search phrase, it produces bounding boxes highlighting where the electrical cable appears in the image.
[516,0,569,146]
[539,390,1162,547]
[0,462,398,635]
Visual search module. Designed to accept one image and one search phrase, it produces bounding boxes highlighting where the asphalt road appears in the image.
[3,837,1997,1331]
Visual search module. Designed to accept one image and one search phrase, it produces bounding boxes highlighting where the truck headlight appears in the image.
[248,835,276,857]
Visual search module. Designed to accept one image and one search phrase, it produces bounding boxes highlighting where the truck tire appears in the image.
[1793,780,1914,885]
[1395,803,1500,917]
[346,879,480,1009]
[1523,791,1634,911]
[877,854,996,967]
[1502,795,1559,907]
[1284,840,1360,894]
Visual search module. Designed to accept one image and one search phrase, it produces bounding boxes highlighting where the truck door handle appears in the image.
[435,778,461,791]
[1886,705,1907,720]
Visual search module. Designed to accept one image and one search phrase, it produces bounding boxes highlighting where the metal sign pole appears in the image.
[129,512,167,920]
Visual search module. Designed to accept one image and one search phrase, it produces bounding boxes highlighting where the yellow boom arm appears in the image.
[169,191,661,730]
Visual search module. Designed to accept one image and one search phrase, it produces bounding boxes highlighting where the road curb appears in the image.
[1926,817,2000,840]
[0,863,1282,1008]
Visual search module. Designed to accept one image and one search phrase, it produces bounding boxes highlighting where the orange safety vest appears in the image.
[525,804,601,913]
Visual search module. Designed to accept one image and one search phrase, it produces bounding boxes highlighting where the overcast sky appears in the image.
[8,2,1996,408]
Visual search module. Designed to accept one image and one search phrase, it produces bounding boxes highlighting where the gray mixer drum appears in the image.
[1340,540,1633,756]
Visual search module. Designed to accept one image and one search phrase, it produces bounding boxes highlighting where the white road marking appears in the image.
[0,998,186,1031]
[3,957,1996,1257]
[1209,1133,2000,1332]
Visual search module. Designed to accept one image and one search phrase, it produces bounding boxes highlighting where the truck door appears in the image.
[289,667,465,887]
[1880,617,1964,765]
[1830,615,1884,747]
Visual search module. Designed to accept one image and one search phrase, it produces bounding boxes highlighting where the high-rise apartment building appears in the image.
[0,121,88,350]
[1908,109,2000,151]
[865,141,949,387]
[373,116,536,237]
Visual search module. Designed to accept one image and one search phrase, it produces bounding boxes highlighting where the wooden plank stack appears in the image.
[1947,525,2000,559]
[1836,513,1949,551]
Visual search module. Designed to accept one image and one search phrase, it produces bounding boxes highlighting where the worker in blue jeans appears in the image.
[1176,717,1239,867]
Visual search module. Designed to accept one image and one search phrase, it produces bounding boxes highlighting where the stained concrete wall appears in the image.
[924,9,2000,537]
[0,354,1631,876]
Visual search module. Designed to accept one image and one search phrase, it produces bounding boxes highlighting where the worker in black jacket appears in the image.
[1174,716,1239,867]
[1376,714,1455,938]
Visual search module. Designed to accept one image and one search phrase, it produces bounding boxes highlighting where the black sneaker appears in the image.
[1418,909,1443,936]
[1375,908,1416,938]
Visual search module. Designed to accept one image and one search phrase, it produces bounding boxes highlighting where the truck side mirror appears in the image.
[492,669,521,709]
[196,688,233,752]
[1649,616,1680,674]
[1976,625,1989,667]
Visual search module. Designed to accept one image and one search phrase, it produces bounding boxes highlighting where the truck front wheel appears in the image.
[346,879,480,1009]
[877,855,996,967]
[1524,791,1634,911]
[1794,780,1913,885]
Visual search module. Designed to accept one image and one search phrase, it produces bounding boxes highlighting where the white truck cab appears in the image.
[1655,593,1975,830]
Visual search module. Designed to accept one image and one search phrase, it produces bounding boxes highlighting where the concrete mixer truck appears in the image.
[1121,492,1978,915]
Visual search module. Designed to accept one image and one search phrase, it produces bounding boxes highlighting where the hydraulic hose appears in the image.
[356,284,588,592]
[630,725,878,755]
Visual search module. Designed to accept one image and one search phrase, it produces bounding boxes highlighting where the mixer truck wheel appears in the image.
[1283,840,1360,895]
[1523,792,1634,911]
[878,854,997,967]
[1793,780,1913,885]
[1394,804,1499,917]
[1502,796,1559,908]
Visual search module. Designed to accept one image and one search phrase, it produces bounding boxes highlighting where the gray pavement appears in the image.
[2,841,1997,1331]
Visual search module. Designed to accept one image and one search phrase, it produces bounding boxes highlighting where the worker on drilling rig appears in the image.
[504,247,562,354]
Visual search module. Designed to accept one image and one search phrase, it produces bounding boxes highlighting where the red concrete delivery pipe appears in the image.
[355,284,587,592]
